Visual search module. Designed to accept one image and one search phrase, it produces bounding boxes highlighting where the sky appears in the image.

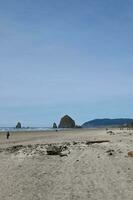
[0,0,133,127]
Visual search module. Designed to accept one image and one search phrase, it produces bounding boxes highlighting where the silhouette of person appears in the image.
[6,131,10,139]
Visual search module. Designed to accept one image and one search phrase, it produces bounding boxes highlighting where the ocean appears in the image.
[0,127,55,132]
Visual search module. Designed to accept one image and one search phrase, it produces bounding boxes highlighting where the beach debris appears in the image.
[6,145,24,153]
[86,140,110,145]
[60,150,70,157]
[4,144,46,156]
[63,142,71,146]
[0,148,4,153]
[46,144,69,156]
[128,151,133,157]
[106,149,115,156]
[107,131,115,135]
[1,142,71,157]
[73,141,78,145]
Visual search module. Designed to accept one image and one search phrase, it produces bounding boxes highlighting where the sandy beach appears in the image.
[0,128,133,200]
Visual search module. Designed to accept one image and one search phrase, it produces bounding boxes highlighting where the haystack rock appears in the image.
[16,122,21,129]
[58,115,75,128]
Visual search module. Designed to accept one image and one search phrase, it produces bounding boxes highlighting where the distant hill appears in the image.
[82,118,133,128]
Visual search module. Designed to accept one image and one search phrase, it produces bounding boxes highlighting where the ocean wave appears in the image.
[0,127,54,132]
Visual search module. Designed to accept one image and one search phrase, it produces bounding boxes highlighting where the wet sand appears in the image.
[0,128,133,200]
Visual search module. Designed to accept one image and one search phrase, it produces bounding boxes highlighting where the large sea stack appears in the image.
[58,115,75,128]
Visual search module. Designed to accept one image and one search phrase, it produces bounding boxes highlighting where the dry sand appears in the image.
[0,128,133,200]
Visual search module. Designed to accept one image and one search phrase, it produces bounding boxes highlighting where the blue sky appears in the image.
[0,0,133,126]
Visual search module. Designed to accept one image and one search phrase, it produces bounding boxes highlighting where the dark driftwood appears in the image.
[86,140,110,145]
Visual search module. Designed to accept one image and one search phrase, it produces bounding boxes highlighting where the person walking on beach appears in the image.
[6,131,10,139]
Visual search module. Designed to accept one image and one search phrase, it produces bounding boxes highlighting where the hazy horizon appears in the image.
[0,0,133,126]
